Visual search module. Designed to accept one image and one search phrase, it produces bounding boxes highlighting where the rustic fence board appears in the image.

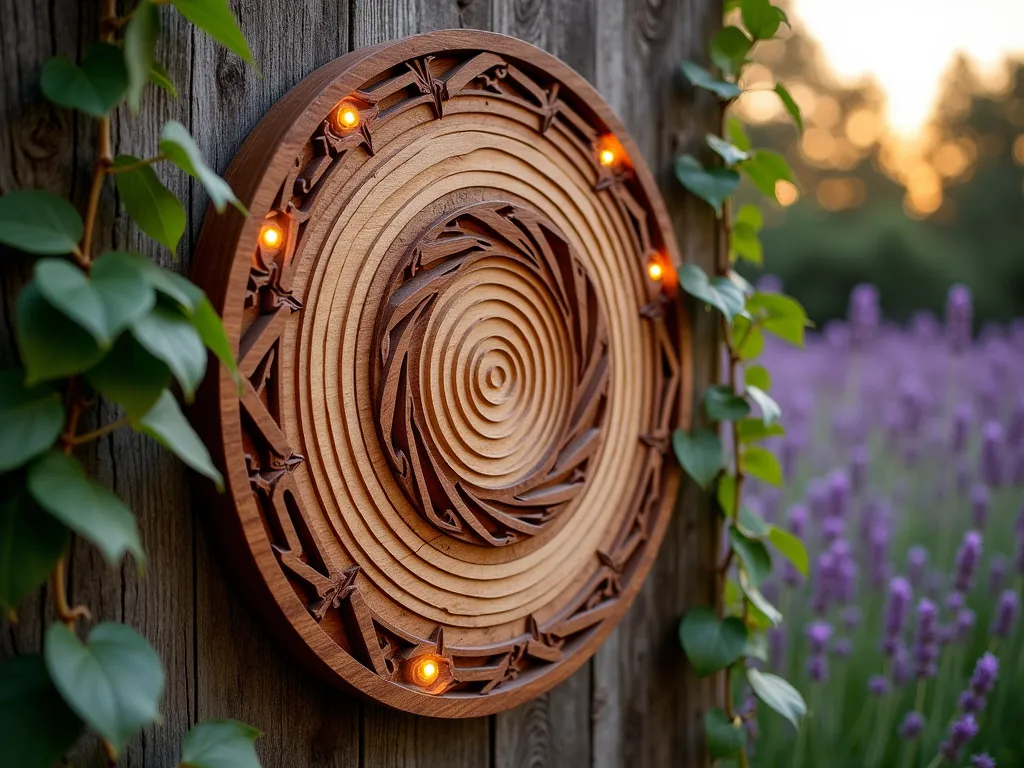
[0,0,721,765]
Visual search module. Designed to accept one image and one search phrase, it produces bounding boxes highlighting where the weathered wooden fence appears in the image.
[0,1,721,765]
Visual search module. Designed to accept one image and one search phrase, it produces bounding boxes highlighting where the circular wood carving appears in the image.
[192,30,689,717]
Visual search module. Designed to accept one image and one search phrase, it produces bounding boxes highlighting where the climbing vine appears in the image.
[674,0,811,764]
[0,1,261,766]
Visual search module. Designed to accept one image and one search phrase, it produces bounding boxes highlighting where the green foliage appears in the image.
[680,607,749,676]
[707,133,750,165]
[705,385,751,422]
[675,155,740,216]
[680,61,742,100]
[773,82,803,133]
[45,622,164,757]
[0,4,259,763]
[747,384,781,424]
[705,707,747,759]
[729,526,772,586]
[710,26,753,76]
[741,445,783,486]
[738,505,771,539]
[672,428,724,489]
[740,149,795,201]
[746,668,807,730]
[740,0,784,40]
[767,526,808,576]
[680,263,745,320]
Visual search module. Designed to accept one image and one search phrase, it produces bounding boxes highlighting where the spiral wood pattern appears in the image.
[192,30,689,717]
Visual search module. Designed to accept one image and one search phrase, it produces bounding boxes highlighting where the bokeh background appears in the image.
[734,0,1024,326]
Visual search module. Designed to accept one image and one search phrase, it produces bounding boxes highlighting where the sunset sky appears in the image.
[792,0,1024,135]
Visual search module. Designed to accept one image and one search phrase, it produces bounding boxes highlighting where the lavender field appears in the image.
[746,283,1023,767]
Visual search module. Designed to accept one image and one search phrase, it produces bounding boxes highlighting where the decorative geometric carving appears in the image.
[192,30,690,718]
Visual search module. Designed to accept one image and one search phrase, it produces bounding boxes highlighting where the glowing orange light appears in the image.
[334,103,360,129]
[647,260,664,281]
[410,656,440,687]
[260,223,282,249]
[599,148,616,167]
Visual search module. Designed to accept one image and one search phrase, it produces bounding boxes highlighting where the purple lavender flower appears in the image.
[967,653,999,698]
[892,643,914,685]
[1009,396,1024,447]
[848,283,880,348]
[1017,505,1024,576]
[946,283,973,354]
[898,711,924,739]
[828,469,851,520]
[913,598,940,679]
[992,590,1019,638]
[883,577,913,656]
[907,546,928,589]
[956,608,976,643]
[953,531,983,593]
[990,554,1008,594]
[806,653,829,683]
[850,445,869,495]
[970,485,990,529]
[970,754,996,768]
[822,516,845,544]
[940,713,979,761]
[833,637,852,658]
[951,402,972,454]
[867,522,891,588]
[956,460,972,494]
[842,605,862,631]
[807,621,833,654]
[980,421,1005,488]
[868,675,890,697]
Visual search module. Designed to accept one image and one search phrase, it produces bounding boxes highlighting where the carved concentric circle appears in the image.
[193,31,689,717]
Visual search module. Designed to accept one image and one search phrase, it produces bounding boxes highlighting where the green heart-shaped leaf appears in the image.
[17,282,105,385]
[680,263,745,320]
[675,155,740,216]
[0,369,64,472]
[124,0,160,111]
[86,333,171,421]
[136,390,224,490]
[705,707,746,759]
[672,428,724,489]
[91,251,158,336]
[705,385,751,422]
[729,526,772,586]
[736,418,785,443]
[181,719,262,768]
[160,121,245,214]
[739,568,782,626]
[171,0,255,68]
[131,305,207,400]
[0,490,69,613]
[0,655,83,768]
[41,43,128,117]
[34,258,110,346]
[710,26,753,76]
[747,385,781,425]
[768,526,808,577]
[112,155,186,252]
[707,134,749,166]
[727,117,751,151]
[744,364,771,391]
[774,82,803,133]
[679,61,741,100]
[44,622,164,757]
[733,316,765,360]
[741,0,784,40]
[680,607,748,676]
[27,450,144,566]
[746,667,806,730]
[738,506,771,539]
[741,445,783,487]
[740,150,795,201]
[717,474,737,516]
[0,189,83,255]
[192,297,242,392]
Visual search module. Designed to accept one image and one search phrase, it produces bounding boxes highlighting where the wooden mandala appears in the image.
[192,30,690,717]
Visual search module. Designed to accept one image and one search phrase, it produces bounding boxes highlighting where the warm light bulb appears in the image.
[410,657,440,687]
[647,260,664,281]
[599,148,616,167]
[335,104,360,129]
[260,223,282,248]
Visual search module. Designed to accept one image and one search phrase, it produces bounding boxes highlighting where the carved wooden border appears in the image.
[192,30,691,718]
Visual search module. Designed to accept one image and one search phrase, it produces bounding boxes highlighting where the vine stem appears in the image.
[106,154,166,175]
[67,418,129,445]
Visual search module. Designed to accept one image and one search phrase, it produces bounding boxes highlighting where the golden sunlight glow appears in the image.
[776,180,800,207]
[845,109,881,149]
[934,143,970,178]
[260,223,282,249]
[1013,134,1024,165]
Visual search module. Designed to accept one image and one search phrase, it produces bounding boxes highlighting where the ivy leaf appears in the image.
[142,264,205,312]
[774,83,804,133]
[160,121,245,214]
[112,154,186,253]
[744,631,769,662]
[738,568,782,626]
[86,333,171,421]
[736,418,785,443]
[27,450,145,567]
[171,0,255,68]
[733,315,765,360]
[747,291,810,347]
[0,189,83,255]
[44,622,164,757]
[716,474,736,516]
[16,283,105,385]
[738,506,771,539]
[741,445,783,486]
[672,428,724,489]
[150,61,178,98]
[727,117,751,152]
[746,668,807,730]
[679,607,748,676]
[768,526,809,577]
[736,204,763,230]
[705,385,750,422]
[710,26,753,76]
[680,263,745,320]
[180,719,262,768]
[740,150,795,201]
[675,155,740,216]
[34,258,110,347]
[731,222,762,265]
[705,707,746,759]
[744,364,771,391]
[192,297,243,392]
[729,526,772,586]
[747,385,781,425]
[707,134,749,166]
[124,0,160,112]
[0,370,64,472]
[0,655,83,768]
[741,0,784,40]
[131,306,207,400]
[40,43,128,117]
[0,491,68,613]
[679,61,741,100]
[136,391,224,490]
[91,251,158,336]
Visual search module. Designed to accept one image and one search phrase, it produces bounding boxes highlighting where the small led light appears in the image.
[335,103,360,129]
[647,259,664,281]
[410,656,440,687]
[599,148,616,167]
[260,223,283,249]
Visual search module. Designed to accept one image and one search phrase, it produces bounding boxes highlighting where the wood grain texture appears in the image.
[0,0,722,765]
